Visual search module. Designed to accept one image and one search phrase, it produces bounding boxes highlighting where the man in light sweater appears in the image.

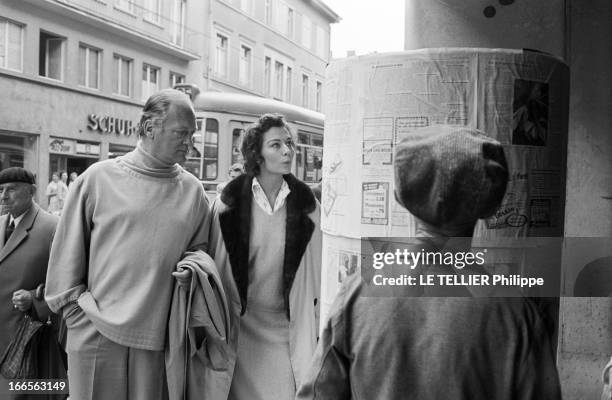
[45,89,209,400]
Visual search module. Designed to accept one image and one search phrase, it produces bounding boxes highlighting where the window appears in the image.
[273,2,293,37]
[115,0,134,13]
[316,81,323,112]
[232,128,244,164]
[171,0,186,46]
[295,131,323,183]
[240,0,251,14]
[143,0,161,24]
[265,50,293,101]
[301,74,309,108]
[142,64,159,101]
[187,118,221,179]
[264,57,271,95]
[0,19,23,71]
[39,31,65,81]
[214,33,228,78]
[265,0,273,25]
[113,55,132,97]
[78,45,101,89]
[286,67,292,102]
[203,119,219,179]
[169,72,185,88]
[239,45,252,87]
[0,133,38,173]
[287,8,294,39]
[274,61,284,99]
[315,26,327,58]
[274,1,286,34]
[301,15,311,49]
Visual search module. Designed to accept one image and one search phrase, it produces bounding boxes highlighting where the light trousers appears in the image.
[65,307,168,400]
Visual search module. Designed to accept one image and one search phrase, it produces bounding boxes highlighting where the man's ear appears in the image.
[143,120,154,138]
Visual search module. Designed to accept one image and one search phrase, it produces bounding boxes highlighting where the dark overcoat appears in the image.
[0,203,64,399]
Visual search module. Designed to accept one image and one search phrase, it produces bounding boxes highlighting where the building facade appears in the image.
[205,0,339,111]
[0,0,337,208]
[0,0,204,207]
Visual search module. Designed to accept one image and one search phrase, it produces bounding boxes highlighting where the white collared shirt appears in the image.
[9,210,26,229]
[251,177,291,215]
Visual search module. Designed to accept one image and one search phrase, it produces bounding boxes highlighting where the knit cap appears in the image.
[394,125,508,230]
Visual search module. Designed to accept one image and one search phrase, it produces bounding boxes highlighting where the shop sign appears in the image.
[87,114,138,136]
[49,138,75,154]
[76,142,101,156]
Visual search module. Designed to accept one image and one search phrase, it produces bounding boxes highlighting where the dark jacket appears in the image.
[297,272,562,400]
[0,203,65,399]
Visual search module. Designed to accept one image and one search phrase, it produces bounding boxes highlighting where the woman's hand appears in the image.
[12,289,33,312]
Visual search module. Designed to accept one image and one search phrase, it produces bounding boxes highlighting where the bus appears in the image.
[174,84,324,195]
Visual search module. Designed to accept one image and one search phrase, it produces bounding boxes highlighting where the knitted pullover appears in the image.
[45,144,209,350]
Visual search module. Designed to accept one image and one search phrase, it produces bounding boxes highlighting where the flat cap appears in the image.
[0,167,36,185]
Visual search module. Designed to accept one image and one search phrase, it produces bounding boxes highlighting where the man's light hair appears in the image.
[138,89,190,137]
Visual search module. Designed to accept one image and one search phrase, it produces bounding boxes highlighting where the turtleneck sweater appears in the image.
[46,143,210,350]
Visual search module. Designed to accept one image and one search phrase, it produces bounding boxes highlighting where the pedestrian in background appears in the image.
[216,162,245,195]
[45,89,210,400]
[57,171,69,213]
[297,125,561,400]
[68,172,78,187]
[208,113,322,400]
[0,167,65,399]
[45,172,61,215]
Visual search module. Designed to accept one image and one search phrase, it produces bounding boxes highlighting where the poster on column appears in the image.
[323,49,568,241]
[321,49,568,313]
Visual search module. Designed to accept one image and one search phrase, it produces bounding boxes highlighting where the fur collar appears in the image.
[219,174,316,318]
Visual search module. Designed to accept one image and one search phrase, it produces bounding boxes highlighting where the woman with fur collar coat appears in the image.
[206,114,322,400]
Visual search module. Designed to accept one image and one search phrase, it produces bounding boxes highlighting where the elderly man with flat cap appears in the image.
[0,167,60,398]
[45,89,210,399]
[297,125,561,400]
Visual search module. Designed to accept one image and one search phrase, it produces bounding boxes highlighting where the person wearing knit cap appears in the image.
[394,125,508,236]
[0,167,65,397]
[45,90,210,399]
[297,125,561,400]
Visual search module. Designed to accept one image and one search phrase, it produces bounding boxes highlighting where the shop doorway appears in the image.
[67,156,95,176]
[49,154,97,181]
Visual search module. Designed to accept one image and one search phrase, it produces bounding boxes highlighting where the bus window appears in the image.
[204,118,218,179]
[313,148,323,181]
[232,128,244,164]
[184,119,203,179]
[298,131,310,145]
[295,130,323,183]
[295,146,304,181]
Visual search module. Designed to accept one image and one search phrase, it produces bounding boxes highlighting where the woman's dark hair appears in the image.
[241,113,292,176]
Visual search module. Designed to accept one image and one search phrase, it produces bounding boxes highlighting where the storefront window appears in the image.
[1,133,38,213]
[0,133,38,174]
